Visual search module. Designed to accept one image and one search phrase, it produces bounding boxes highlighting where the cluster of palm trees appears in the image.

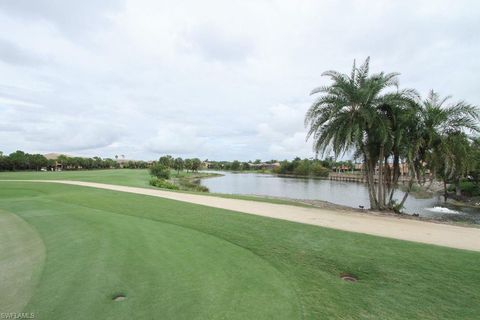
[305,58,479,212]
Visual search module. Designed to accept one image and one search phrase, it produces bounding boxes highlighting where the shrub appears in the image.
[311,163,329,177]
[462,182,480,196]
[177,178,209,192]
[293,162,310,176]
[191,185,209,192]
[448,181,480,196]
[150,163,170,179]
[275,159,329,177]
[149,178,179,190]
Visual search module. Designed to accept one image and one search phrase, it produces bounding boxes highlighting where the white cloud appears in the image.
[145,124,206,155]
[183,23,254,62]
[0,0,479,160]
[256,104,313,159]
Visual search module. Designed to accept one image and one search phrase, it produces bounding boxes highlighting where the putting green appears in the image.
[0,186,298,319]
[0,211,45,313]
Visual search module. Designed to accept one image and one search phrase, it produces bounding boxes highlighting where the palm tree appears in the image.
[306,59,479,211]
[442,133,472,197]
[415,91,479,200]
[377,97,420,208]
[305,57,418,210]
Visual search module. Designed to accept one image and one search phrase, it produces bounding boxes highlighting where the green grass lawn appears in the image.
[0,181,479,319]
[0,169,315,207]
[0,169,154,188]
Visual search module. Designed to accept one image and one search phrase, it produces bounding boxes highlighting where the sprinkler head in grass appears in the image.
[112,293,127,301]
[340,273,357,282]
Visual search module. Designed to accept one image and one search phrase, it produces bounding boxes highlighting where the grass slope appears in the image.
[0,181,479,319]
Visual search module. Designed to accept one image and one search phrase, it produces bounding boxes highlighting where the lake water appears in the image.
[200,171,480,224]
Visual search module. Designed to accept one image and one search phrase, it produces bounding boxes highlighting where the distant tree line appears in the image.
[201,157,333,177]
[54,154,119,170]
[117,160,150,169]
[0,150,149,171]
[155,155,202,173]
[205,159,278,171]
[0,151,51,171]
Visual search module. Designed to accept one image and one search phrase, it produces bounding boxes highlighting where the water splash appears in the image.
[426,206,460,214]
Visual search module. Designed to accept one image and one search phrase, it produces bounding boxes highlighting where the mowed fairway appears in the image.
[0,169,153,188]
[1,181,480,319]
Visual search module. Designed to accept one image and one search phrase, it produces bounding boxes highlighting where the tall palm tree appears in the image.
[378,97,420,208]
[420,92,478,179]
[415,91,479,200]
[305,58,418,210]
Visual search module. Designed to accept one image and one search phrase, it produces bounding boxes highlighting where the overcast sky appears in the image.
[0,0,479,161]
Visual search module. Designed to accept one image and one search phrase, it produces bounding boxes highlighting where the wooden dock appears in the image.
[329,173,410,184]
[329,173,367,183]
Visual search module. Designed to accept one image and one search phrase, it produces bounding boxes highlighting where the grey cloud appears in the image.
[0,38,46,66]
[24,118,121,152]
[0,0,125,36]
[0,95,121,153]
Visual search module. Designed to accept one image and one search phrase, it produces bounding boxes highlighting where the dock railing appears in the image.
[328,172,411,184]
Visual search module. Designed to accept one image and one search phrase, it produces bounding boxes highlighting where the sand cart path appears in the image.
[5,179,480,252]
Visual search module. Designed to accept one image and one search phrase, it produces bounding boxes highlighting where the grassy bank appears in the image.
[170,171,222,192]
[0,181,479,319]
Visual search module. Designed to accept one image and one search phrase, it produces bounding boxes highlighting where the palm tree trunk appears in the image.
[398,175,414,212]
[388,153,400,205]
[367,166,378,209]
[377,145,385,209]
[443,179,448,202]
[364,154,378,210]
[384,156,392,207]
[425,168,436,191]
[455,177,461,197]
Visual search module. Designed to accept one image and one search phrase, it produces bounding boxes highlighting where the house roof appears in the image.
[44,153,70,160]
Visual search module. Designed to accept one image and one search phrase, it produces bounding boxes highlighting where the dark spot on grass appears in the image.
[112,293,127,301]
[340,273,357,282]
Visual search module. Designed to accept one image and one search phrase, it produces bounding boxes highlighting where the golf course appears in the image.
[1,170,480,319]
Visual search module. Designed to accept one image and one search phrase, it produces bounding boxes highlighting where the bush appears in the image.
[150,163,170,179]
[149,178,179,190]
[462,182,480,196]
[293,162,309,176]
[275,159,329,177]
[311,163,329,177]
[448,181,480,196]
[177,178,209,192]
[191,184,209,192]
